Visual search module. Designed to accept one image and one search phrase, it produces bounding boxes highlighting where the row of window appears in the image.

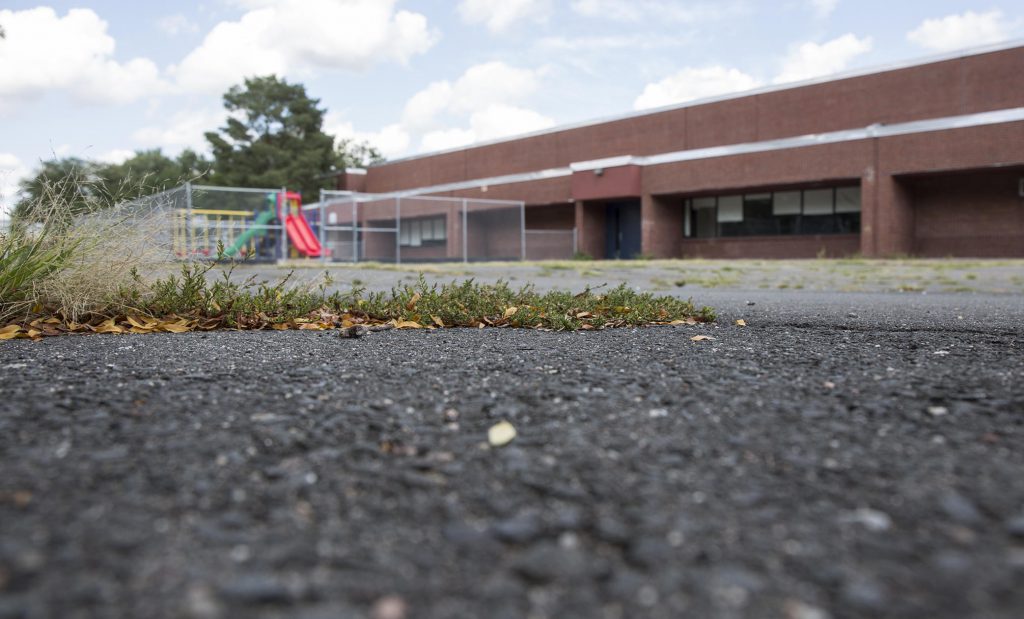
[399,216,447,247]
[685,186,861,238]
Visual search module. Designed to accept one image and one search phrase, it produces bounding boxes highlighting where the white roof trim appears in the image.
[371,107,1024,198]
[344,167,368,175]
[570,155,640,172]
[377,39,1024,167]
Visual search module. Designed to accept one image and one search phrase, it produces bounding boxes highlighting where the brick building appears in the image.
[337,42,1024,259]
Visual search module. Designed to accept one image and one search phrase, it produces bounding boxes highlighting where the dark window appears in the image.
[689,197,717,238]
[399,216,447,247]
[683,185,860,238]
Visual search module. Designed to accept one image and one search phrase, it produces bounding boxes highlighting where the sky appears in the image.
[1,0,1023,214]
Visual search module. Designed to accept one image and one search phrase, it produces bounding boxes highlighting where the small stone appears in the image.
[939,492,984,525]
[184,584,222,619]
[219,573,299,604]
[491,514,543,544]
[371,595,407,619]
[339,325,368,339]
[488,421,517,447]
[847,312,858,318]
[927,406,948,417]
[512,543,590,583]
[637,585,659,607]
[1004,514,1024,538]
[842,508,892,532]
[229,545,251,562]
[823,381,835,390]
[648,408,668,418]
[784,599,831,619]
[840,576,886,611]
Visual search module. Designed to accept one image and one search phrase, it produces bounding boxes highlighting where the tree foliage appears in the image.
[14,150,210,221]
[205,75,384,201]
[204,76,331,200]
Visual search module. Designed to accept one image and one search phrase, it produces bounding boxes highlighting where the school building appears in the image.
[336,42,1024,259]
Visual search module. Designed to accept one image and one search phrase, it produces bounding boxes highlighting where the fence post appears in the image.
[279,186,288,262]
[462,198,468,264]
[395,197,402,265]
[319,189,327,264]
[351,198,358,263]
[184,181,193,260]
[573,227,578,257]
[520,201,526,261]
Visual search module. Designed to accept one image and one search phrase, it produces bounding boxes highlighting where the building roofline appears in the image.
[351,107,1024,200]
[375,38,1024,167]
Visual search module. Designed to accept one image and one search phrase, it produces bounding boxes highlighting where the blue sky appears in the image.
[2,1,1022,213]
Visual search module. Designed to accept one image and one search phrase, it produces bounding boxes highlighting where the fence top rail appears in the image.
[339,192,523,206]
[191,185,283,194]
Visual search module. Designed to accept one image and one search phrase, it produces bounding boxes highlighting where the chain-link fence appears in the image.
[316,192,527,263]
[524,229,578,260]
[111,184,577,264]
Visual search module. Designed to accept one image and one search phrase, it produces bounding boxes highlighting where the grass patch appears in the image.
[2,267,714,339]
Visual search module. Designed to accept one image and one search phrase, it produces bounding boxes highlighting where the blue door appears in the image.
[605,201,642,259]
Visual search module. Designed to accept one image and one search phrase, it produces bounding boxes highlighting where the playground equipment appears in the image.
[277,191,323,258]
[172,189,323,259]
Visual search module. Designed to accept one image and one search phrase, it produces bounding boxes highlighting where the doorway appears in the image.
[605,200,642,259]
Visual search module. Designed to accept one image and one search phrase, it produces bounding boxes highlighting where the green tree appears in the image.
[13,158,98,221]
[103,148,210,194]
[335,138,385,170]
[13,150,210,221]
[204,75,337,201]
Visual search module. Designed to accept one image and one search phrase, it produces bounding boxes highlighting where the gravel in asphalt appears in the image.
[1,294,1023,618]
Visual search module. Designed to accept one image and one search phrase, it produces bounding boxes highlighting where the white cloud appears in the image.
[326,61,552,157]
[457,0,551,33]
[773,33,872,84]
[171,0,438,93]
[157,13,199,36]
[570,0,747,23]
[0,153,30,217]
[133,108,227,153]
[402,62,544,131]
[420,105,555,151]
[97,149,136,165]
[906,10,1012,52]
[810,0,838,19]
[0,7,167,109]
[633,66,762,109]
[537,34,688,52]
[325,114,411,158]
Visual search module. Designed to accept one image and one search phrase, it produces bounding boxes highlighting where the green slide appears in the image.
[224,210,276,257]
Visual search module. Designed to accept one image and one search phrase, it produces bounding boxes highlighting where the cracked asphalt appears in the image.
[1,287,1023,619]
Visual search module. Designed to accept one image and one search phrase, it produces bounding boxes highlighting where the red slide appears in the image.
[284,213,323,257]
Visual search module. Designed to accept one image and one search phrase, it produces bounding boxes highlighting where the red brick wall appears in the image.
[525,204,574,229]
[909,169,1024,257]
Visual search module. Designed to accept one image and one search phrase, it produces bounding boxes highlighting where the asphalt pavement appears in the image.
[1,287,1023,619]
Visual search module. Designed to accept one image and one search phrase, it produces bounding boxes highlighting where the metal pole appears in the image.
[395,197,401,265]
[519,201,526,261]
[279,186,288,262]
[319,189,327,264]
[573,227,578,256]
[351,199,358,263]
[462,198,468,264]
[184,182,193,260]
